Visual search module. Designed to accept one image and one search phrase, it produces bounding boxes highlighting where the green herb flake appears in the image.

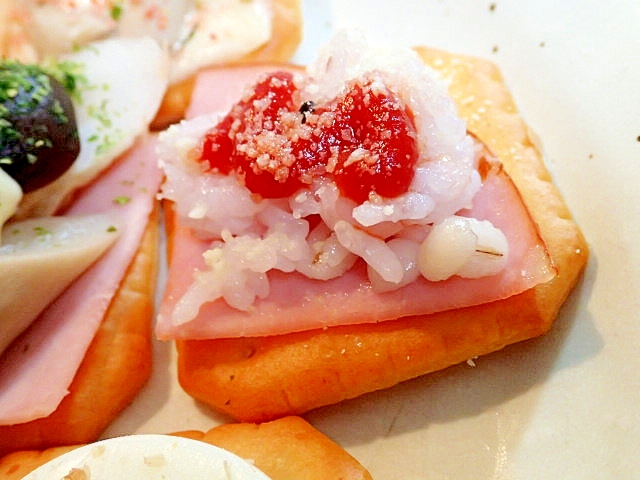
[43,60,88,102]
[87,99,113,128]
[113,195,131,205]
[110,2,124,21]
[107,225,118,233]
[33,226,52,236]
[0,60,55,143]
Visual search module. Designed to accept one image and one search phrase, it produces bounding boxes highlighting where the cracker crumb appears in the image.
[63,467,89,480]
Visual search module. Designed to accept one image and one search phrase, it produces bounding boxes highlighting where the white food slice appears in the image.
[0,213,120,354]
[22,434,271,480]
[13,0,197,59]
[8,0,272,84]
[169,0,272,83]
[0,170,22,240]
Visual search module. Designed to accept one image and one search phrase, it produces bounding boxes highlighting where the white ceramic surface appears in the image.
[22,435,270,480]
[104,1,640,478]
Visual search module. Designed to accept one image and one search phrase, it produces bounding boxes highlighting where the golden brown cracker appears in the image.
[176,417,372,480]
[0,446,77,478]
[175,48,588,422]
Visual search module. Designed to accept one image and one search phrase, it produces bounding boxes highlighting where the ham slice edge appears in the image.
[0,134,162,426]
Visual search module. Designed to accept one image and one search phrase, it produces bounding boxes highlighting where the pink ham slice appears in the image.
[185,65,274,119]
[0,134,161,425]
[155,66,555,340]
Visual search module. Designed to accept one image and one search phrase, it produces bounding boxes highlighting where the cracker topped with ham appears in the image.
[157,30,555,339]
[157,30,588,422]
[0,37,166,454]
[0,0,303,454]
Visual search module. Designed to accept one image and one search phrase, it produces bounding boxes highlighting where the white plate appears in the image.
[22,435,269,480]
[105,1,640,479]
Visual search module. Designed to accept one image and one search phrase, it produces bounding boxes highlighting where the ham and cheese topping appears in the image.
[0,135,162,426]
[0,37,166,422]
[157,31,554,337]
[0,0,276,429]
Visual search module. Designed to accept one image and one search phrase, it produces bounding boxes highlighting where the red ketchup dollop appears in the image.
[200,71,419,203]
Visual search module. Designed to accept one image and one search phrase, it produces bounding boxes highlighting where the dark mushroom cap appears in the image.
[0,60,80,193]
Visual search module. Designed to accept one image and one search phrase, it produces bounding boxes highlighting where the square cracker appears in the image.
[175,48,589,422]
